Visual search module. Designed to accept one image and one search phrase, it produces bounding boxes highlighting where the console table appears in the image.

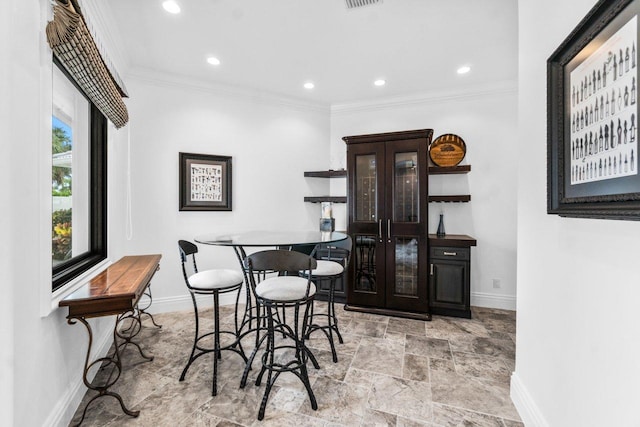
[59,254,162,426]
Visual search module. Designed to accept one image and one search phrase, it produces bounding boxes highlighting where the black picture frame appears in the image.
[179,152,232,211]
[548,0,640,220]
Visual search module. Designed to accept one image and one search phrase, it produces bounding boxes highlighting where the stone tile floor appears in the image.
[71,302,521,427]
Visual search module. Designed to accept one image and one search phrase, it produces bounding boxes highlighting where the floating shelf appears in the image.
[428,195,471,203]
[428,165,471,175]
[304,196,347,203]
[304,170,347,178]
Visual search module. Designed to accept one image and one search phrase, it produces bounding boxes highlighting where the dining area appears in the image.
[68,229,520,427]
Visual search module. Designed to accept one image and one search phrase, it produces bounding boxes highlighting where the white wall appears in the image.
[120,72,330,311]
[330,84,519,310]
[4,1,130,426]
[512,0,640,425]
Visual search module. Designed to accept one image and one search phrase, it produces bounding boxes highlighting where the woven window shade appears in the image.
[46,0,129,128]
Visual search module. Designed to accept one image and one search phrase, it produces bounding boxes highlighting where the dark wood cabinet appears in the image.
[343,129,432,320]
[428,235,476,318]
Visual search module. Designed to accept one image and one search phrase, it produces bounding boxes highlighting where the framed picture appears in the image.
[548,0,640,219]
[179,152,232,211]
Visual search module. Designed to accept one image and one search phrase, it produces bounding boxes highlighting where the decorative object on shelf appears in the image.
[320,202,335,231]
[179,152,232,211]
[437,213,446,237]
[548,0,640,220]
[429,134,467,167]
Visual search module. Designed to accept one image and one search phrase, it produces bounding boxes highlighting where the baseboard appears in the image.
[138,290,247,315]
[46,321,114,427]
[510,372,550,427]
[471,291,516,311]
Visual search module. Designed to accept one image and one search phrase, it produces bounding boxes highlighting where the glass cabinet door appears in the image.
[355,154,377,222]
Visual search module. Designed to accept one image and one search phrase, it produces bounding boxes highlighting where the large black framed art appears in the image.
[548,0,640,220]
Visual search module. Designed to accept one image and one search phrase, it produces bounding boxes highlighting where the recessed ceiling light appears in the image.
[304,82,315,90]
[162,1,181,14]
[374,79,386,86]
[457,66,471,74]
[206,56,221,66]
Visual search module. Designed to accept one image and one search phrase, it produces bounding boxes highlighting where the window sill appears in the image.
[42,258,112,318]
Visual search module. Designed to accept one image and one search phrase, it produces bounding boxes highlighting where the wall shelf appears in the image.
[428,165,471,175]
[304,170,347,178]
[304,196,347,203]
[428,195,471,203]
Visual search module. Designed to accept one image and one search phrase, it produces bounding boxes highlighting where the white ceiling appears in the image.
[104,0,518,106]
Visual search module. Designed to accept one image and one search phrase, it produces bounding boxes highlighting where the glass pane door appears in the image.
[393,151,418,223]
[355,154,377,222]
[393,237,418,297]
[353,234,377,292]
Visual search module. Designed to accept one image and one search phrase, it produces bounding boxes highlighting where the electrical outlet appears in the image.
[492,279,501,289]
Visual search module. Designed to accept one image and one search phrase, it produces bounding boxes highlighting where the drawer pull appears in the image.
[443,251,457,256]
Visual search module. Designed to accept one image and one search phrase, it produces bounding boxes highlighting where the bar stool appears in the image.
[300,236,352,362]
[241,249,318,420]
[177,240,247,396]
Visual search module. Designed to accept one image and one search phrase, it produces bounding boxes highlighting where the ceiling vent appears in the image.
[345,0,382,9]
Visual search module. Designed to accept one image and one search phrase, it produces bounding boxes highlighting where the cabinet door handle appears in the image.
[430,263,434,275]
[378,219,383,242]
[443,251,457,256]
[387,219,391,242]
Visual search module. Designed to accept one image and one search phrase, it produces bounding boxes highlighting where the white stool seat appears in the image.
[188,269,243,290]
[302,259,344,277]
[255,276,316,302]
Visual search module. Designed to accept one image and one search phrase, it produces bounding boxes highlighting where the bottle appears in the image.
[631,149,635,171]
[605,124,609,150]
[631,114,636,143]
[598,70,602,90]
[632,78,636,105]
[618,88,623,109]
[614,54,618,80]
[619,49,624,76]
[625,86,629,107]
[633,43,636,68]
[606,93,610,116]
[600,95,605,120]
[603,62,608,87]
[626,47,630,72]
[624,120,628,144]
[618,119,623,146]
[436,213,445,237]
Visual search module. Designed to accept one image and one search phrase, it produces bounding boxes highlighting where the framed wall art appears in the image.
[179,152,232,211]
[548,0,640,219]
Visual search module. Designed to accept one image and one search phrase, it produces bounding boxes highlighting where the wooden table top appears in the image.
[59,254,162,318]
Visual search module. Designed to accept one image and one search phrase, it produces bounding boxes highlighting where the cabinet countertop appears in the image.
[428,234,477,247]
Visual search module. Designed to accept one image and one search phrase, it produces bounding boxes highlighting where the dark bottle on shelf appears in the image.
[611,89,616,114]
[603,62,608,87]
[600,95,605,120]
[632,77,636,105]
[436,213,445,237]
[633,43,637,68]
[599,126,604,152]
[631,149,635,171]
[605,124,609,150]
[614,54,618,81]
[624,120,628,144]
[631,114,636,143]
[598,70,602,90]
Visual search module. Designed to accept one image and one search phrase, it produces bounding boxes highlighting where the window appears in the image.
[52,60,107,292]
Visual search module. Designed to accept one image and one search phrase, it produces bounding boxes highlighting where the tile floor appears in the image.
[71,302,522,427]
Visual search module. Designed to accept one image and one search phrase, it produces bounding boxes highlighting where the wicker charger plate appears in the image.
[429,134,466,167]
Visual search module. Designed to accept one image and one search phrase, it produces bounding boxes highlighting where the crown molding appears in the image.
[331,80,518,114]
[126,66,331,114]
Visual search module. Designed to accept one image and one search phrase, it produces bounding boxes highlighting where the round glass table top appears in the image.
[194,230,348,247]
